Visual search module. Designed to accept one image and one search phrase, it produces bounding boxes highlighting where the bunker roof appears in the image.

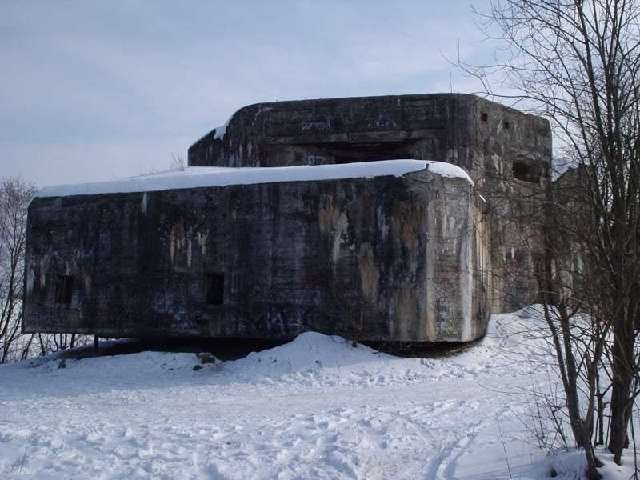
[35,159,472,198]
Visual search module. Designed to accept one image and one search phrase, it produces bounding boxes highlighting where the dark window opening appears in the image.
[513,161,542,183]
[314,141,415,165]
[480,112,488,122]
[205,273,225,305]
[503,121,511,130]
[55,275,73,304]
[334,152,411,164]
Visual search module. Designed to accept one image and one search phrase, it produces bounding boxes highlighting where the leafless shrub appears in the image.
[0,177,35,362]
[463,1,640,475]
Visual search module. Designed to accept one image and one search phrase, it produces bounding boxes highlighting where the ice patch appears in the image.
[213,112,234,140]
[213,124,227,140]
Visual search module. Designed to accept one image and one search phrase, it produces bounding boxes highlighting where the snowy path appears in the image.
[0,312,557,479]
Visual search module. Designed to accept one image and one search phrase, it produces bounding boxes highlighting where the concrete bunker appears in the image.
[24,161,487,343]
[23,93,552,344]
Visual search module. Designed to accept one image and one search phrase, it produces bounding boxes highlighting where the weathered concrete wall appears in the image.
[24,169,488,342]
[189,95,475,169]
[188,94,552,312]
[549,166,590,300]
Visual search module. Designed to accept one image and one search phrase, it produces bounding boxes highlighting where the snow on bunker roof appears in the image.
[35,160,473,198]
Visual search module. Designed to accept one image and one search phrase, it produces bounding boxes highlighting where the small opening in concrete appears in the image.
[315,142,414,164]
[334,152,410,164]
[480,112,488,122]
[513,161,541,183]
[55,275,74,304]
[205,273,225,305]
[503,120,511,130]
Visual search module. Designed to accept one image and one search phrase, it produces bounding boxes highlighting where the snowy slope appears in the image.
[35,159,472,198]
[0,309,630,479]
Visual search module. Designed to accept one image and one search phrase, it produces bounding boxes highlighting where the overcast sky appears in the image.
[1,0,492,187]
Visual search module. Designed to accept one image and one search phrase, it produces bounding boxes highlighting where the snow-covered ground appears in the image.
[0,309,634,479]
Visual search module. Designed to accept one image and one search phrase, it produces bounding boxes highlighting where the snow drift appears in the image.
[35,160,473,198]
[2,308,624,479]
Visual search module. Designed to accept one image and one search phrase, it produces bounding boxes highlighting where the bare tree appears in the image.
[464,0,640,472]
[0,177,35,362]
[535,169,607,478]
[170,153,187,171]
[0,178,92,362]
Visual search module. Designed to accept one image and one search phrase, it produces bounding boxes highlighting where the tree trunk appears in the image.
[608,324,635,463]
[596,373,605,446]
